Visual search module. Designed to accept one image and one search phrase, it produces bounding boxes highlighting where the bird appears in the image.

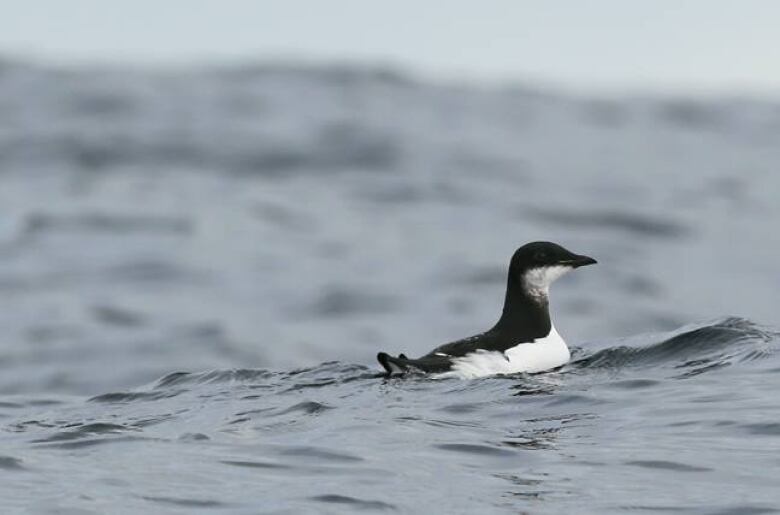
[377,241,597,379]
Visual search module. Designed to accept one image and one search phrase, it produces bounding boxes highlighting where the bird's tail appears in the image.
[377,352,410,375]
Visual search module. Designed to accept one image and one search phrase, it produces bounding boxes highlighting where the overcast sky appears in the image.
[1,0,779,94]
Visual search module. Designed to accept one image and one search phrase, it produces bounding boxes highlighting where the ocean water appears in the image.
[1,60,779,514]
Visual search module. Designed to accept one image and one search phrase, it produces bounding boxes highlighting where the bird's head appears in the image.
[509,241,597,298]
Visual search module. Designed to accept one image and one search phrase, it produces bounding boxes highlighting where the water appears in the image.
[1,60,779,514]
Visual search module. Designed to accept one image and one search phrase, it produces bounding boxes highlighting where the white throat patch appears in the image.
[523,266,572,298]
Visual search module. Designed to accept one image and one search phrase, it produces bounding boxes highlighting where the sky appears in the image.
[1,0,779,94]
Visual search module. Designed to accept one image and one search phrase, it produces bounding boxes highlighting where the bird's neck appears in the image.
[491,276,552,338]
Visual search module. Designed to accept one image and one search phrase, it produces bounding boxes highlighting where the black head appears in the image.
[492,241,597,334]
[509,241,597,278]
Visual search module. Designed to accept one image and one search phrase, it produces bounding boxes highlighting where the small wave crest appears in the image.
[83,362,378,407]
[573,317,777,377]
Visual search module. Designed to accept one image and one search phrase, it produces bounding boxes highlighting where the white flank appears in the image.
[434,325,570,380]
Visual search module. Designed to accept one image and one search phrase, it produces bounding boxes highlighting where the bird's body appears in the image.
[377,242,596,379]
[436,325,570,379]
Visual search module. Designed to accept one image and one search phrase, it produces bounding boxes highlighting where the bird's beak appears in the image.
[562,254,597,268]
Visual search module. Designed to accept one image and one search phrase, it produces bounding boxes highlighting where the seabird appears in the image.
[377,241,597,379]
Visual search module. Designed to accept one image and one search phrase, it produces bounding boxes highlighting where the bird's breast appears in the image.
[504,325,570,373]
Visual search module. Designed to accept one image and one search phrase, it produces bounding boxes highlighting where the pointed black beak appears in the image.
[562,254,597,268]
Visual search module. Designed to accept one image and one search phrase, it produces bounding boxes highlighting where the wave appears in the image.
[81,317,778,408]
[5,317,776,462]
[571,317,777,377]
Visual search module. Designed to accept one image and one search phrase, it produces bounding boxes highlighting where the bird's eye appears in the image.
[534,251,547,261]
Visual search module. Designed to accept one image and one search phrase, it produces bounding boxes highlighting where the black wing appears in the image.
[377,330,534,375]
[424,330,528,358]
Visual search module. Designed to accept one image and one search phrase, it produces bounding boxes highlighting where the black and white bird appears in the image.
[377,241,597,379]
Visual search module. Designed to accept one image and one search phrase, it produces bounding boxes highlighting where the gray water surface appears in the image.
[3,319,779,514]
[1,61,779,514]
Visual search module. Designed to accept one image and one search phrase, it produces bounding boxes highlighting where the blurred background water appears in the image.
[1,2,780,514]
